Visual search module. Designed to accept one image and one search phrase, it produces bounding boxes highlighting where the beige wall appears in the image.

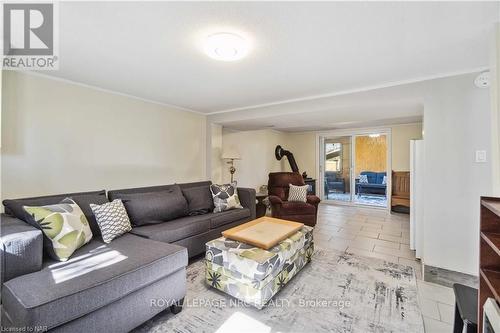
[391,123,423,171]
[491,23,500,195]
[221,128,286,190]
[1,72,207,200]
[423,73,492,275]
[210,123,223,184]
[282,132,316,177]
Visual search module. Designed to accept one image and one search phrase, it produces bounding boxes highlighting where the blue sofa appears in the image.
[356,171,387,196]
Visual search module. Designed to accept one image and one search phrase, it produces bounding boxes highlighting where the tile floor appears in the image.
[314,203,454,333]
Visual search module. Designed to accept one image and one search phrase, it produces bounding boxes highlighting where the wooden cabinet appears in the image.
[391,171,410,213]
[479,196,500,331]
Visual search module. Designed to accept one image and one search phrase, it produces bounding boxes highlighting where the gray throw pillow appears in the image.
[210,182,243,213]
[182,186,214,215]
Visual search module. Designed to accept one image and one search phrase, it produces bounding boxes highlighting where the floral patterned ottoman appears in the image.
[205,225,314,309]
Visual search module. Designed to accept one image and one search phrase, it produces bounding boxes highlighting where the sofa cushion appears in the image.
[131,215,210,243]
[178,181,212,190]
[280,202,316,216]
[2,234,187,330]
[358,183,386,189]
[3,190,108,236]
[110,185,188,225]
[376,172,387,185]
[210,208,251,229]
[182,186,214,216]
[360,172,377,184]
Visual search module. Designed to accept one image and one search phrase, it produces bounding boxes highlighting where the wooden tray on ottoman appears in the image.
[222,217,304,250]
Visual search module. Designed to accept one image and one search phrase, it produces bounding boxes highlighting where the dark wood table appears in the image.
[304,178,316,195]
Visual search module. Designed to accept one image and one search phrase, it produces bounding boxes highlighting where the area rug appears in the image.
[134,248,424,333]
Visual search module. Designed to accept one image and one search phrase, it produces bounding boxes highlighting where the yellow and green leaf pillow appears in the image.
[23,198,93,261]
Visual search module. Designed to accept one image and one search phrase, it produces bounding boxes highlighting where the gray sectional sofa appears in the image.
[0,181,256,332]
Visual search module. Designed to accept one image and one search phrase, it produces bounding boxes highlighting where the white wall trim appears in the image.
[256,121,423,136]
[17,67,488,120]
[206,67,488,115]
[17,71,205,115]
[315,126,393,138]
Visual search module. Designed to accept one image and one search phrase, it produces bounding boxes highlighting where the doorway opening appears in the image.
[320,130,390,208]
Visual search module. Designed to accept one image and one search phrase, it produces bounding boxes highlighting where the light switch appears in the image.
[475,150,487,163]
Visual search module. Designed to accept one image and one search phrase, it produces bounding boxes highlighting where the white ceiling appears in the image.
[45,1,498,115]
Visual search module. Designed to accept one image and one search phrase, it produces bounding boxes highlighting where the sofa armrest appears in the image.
[237,188,256,220]
[1,214,43,284]
[306,195,321,207]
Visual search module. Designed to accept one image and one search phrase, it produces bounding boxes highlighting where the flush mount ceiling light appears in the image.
[204,32,249,61]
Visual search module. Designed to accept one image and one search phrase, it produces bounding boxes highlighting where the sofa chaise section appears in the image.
[0,214,43,284]
[1,189,189,332]
[2,233,187,331]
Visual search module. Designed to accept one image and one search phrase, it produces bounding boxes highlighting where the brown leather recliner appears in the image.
[267,172,321,227]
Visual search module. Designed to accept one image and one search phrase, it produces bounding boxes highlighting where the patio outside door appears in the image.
[353,133,388,208]
[320,131,390,208]
[322,136,352,202]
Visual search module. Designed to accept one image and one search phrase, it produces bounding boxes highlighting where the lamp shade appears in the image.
[222,148,241,160]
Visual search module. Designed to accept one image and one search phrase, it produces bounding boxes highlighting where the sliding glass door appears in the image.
[320,131,390,208]
[323,136,351,202]
[353,133,388,208]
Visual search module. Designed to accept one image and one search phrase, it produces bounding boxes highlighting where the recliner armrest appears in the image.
[267,195,283,205]
[306,195,321,207]
[1,214,43,284]
[237,188,256,220]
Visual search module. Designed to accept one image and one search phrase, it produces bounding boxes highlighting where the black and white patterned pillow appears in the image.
[90,199,132,243]
[288,184,308,202]
[210,182,243,213]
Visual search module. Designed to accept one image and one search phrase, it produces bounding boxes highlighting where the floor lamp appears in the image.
[222,151,241,183]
